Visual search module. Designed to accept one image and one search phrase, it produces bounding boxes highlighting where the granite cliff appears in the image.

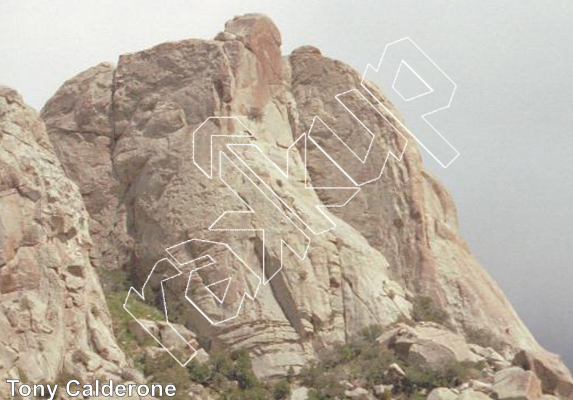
[0,12,570,400]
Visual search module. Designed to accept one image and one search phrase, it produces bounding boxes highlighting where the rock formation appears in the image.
[1,11,570,400]
[0,87,147,398]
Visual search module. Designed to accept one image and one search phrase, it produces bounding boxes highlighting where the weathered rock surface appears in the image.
[37,11,572,397]
[0,87,139,396]
[457,389,491,400]
[287,28,540,354]
[42,13,413,378]
[513,349,573,400]
[428,388,458,400]
[493,367,543,400]
[377,322,483,370]
[289,386,309,400]
[128,318,201,354]
[41,62,131,272]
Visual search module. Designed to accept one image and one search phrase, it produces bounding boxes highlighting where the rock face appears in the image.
[376,322,483,369]
[428,388,458,400]
[493,367,543,400]
[0,87,136,396]
[41,62,130,272]
[287,34,539,351]
[34,11,572,397]
[41,13,413,378]
[513,349,573,399]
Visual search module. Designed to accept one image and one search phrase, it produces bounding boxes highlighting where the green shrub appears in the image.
[299,362,346,399]
[232,350,259,389]
[407,394,427,400]
[381,388,392,400]
[211,350,235,378]
[187,360,213,385]
[220,387,270,400]
[272,379,291,400]
[465,327,505,351]
[104,289,163,356]
[411,296,448,325]
[403,360,484,394]
[363,352,398,386]
[307,389,323,400]
[360,324,384,342]
[98,266,163,358]
[98,268,130,294]
[299,363,324,388]
[298,322,488,400]
[319,343,359,369]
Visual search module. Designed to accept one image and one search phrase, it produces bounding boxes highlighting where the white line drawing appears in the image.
[209,151,311,285]
[308,89,408,186]
[168,239,261,325]
[124,258,198,366]
[125,38,458,364]
[124,239,262,365]
[226,132,360,236]
[192,116,254,179]
[307,87,408,186]
[392,60,434,102]
[205,277,232,303]
[362,37,459,168]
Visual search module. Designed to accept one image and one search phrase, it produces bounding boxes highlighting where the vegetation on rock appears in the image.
[300,325,486,400]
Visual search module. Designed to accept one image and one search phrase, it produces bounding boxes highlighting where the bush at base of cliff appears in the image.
[465,327,505,351]
[98,268,163,358]
[411,296,448,325]
[299,324,486,400]
[272,379,291,400]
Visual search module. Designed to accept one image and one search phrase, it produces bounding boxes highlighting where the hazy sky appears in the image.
[1,0,571,367]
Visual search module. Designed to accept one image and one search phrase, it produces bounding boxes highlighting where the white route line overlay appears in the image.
[307,88,408,187]
[209,151,311,285]
[392,60,434,102]
[124,239,262,365]
[171,239,262,325]
[362,36,459,168]
[192,116,254,179]
[124,38,459,362]
[123,257,197,367]
[205,277,232,303]
[226,132,360,236]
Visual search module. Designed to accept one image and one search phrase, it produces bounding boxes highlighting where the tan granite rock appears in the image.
[0,87,133,396]
[513,349,573,400]
[428,388,458,400]
[377,323,483,370]
[493,367,543,400]
[38,13,573,392]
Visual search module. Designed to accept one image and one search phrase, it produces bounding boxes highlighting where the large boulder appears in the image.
[493,367,543,400]
[457,389,491,400]
[513,349,573,399]
[469,344,511,371]
[428,388,458,400]
[377,323,483,370]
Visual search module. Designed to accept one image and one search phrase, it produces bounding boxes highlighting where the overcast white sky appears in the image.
[1,0,572,367]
